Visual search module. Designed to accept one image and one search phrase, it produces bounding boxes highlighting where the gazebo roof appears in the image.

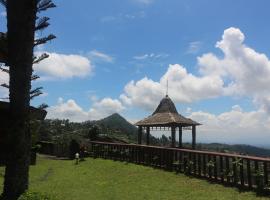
[135,95,200,127]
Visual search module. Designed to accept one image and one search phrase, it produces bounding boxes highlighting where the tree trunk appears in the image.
[1,0,36,199]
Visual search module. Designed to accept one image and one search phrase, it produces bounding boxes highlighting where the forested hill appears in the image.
[96,113,137,137]
[40,113,270,157]
[196,143,270,157]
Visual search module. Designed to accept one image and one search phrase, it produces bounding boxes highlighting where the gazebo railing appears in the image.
[89,141,270,192]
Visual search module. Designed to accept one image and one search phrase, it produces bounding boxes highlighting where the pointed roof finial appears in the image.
[166,79,168,97]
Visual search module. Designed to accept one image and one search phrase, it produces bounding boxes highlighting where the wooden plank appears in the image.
[226,157,230,184]
[208,154,212,179]
[233,157,238,185]
[192,125,196,149]
[146,127,150,145]
[171,126,176,147]
[264,162,268,186]
[184,152,187,174]
[89,141,270,162]
[203,154,206,177]
[220,156,224,183]
[193,152,197,175]
[240,159,244,187]
[88,141,270,190]
[247,160,252,189]
[189,152,192,174]
[254,161,259,188]
[178,126,182,148]
[198,154,201,177]
[138,126,142,144]
[214,156,217,180]
[179,151,183,172]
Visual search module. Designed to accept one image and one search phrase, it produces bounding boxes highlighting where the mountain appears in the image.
[94,113,138,142]
[97,113,137,135]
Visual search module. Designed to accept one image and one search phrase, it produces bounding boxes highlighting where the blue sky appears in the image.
[1,0,270,146]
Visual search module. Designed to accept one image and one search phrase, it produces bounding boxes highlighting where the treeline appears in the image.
[38,113,270,158]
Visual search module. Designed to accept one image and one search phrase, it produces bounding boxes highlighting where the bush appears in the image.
[18,191,56,200]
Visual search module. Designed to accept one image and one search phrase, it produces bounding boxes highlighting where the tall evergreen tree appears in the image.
[0,0,55,199]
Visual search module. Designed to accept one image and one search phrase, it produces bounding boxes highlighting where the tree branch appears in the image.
[33,53,49,64]
[35,17,50,31]
[37,0,56,12]
[34,34,56,46]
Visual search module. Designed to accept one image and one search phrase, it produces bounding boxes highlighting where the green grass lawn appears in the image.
[0,155,270,200]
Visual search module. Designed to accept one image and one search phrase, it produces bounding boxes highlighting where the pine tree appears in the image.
[0,0,55,199]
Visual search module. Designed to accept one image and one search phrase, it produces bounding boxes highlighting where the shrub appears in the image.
[18,191,56,200]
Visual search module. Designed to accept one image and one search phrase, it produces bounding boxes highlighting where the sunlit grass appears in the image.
[0,155,269,200]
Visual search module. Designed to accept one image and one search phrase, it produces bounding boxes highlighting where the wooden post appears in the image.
[240,159,244,187]
[247,160,252,188]
[146,126,150,145]
[138,126,142,144]
[220,156,224,183]
[192,125,196,149]
[171,126,176,147]
[264,162,269,186]
[178,126,182,148]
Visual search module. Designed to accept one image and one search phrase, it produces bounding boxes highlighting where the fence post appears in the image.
[247,160,252,189]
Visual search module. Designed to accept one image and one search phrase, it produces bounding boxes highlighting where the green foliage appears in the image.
[18,191,56,200]
[88,125,100,140]
[232,158,243,166]
[206,160,215,168]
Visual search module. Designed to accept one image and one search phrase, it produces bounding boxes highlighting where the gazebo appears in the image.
[135,95,201,149]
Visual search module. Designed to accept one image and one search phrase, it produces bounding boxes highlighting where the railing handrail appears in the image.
[89,141,270,162]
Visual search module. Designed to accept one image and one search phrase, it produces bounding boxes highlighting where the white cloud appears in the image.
[47,98,88,122]
[88,50,114,63]
[100,11,146,23]
[198,27,270,113]
[89,98,125,119]
[34,52,93,79]
[189,106,270,146]
[187,41,202,54]
[122,27,270,114]
[133,53,169,60]
[100,16,117,23]
[47,97,125,122]
[120,64,223,110]
[132,0,154,5]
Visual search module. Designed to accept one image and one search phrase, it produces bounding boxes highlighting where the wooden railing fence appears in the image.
[89,141,270,192]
